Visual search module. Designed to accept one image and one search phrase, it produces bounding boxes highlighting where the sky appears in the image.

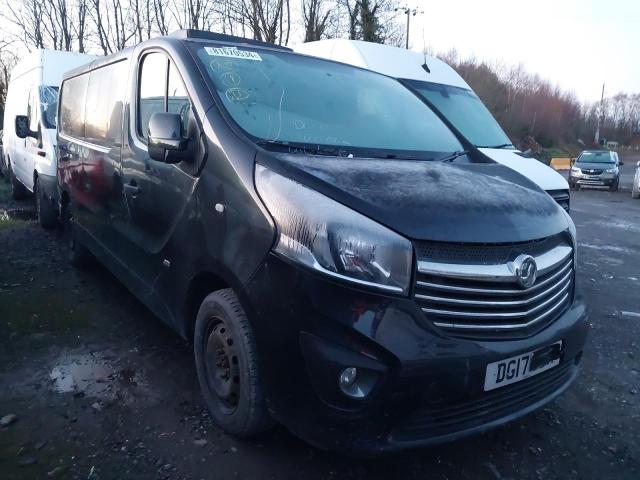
[407,0,639,102]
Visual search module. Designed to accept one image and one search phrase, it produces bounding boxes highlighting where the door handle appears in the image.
[124,182,142,196]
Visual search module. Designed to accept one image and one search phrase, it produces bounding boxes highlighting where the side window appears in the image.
[27,88,39,132]
[86,61,127,146]
[168,62,191,132]
[138,53,167,140]
[60,74,89,138]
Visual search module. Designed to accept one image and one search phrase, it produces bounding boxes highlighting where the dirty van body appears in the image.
[57,30,588,454]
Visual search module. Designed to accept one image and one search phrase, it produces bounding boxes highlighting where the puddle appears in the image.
[48,352,157,405]
[50,354,114,397]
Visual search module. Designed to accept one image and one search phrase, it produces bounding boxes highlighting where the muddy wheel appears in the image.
[194,289,271,437]
[69,223,93,268]
[9,163,28,200]
[609,180,619,192]
[35,177,58,229]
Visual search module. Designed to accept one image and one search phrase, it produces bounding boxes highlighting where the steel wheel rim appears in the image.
[204,317,240,414]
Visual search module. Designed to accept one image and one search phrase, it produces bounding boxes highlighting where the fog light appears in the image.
[338,367,377,399]
[339,367,358,388]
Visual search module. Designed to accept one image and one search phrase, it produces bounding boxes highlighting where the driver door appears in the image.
[23,87,41,191]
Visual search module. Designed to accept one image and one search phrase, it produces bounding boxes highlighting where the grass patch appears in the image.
[0,217,28,230]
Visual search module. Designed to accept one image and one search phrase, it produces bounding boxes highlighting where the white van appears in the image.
[3,49,94,227]
[294,40,571,211]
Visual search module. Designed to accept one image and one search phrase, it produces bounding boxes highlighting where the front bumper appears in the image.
[570,172,617,187]
[245,254,589,453]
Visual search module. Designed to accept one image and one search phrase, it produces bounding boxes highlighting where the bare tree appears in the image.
[235,0,291,45]
[302,0,332,41]
[337,0,399,44]
[3,0,46,49]
[89,0,138,54]
[169,0,220,31]
[0,42,18,109]
[152,0,171,35]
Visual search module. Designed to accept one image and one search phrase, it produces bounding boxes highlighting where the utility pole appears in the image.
[395,6,423,49]
[594,82,605,145]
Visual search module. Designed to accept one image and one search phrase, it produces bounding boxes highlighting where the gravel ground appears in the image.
[1,156,639,480]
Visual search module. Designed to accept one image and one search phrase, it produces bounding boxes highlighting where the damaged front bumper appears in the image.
[244,253,589,454]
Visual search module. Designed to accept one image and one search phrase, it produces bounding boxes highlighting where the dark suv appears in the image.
[570,150,623,191]
[52,30,588,454]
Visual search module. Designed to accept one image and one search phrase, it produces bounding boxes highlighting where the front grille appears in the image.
[391,360,576,441]
[547,189,570,212]
[413,237,574,340]
[582,169,603,175]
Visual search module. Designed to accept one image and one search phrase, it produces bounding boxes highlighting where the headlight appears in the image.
[605,168,616,173]
[255,165,413,294]
[561,208,577,266]
[570,166,580,173]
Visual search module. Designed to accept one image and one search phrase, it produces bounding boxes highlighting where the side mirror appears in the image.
[619,161,624,166]
[147,112,188,163]
[15,115,36,139]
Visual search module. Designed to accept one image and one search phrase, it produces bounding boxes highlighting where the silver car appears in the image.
[633,161,640,199]
[569,150,622,191]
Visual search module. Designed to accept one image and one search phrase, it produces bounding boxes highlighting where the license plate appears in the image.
[586,175,600,180]
[484,341,563,391]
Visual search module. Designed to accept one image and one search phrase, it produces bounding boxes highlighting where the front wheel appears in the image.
[194,289,272,437]
[609,179,619,192]
[35,178,58,229]
[9,163,28,200]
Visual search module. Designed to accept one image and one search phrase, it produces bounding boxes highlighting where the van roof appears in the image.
[294,39,471,90]
[10,49,95,86]
[63,30,291,80]
[171,29,292,52]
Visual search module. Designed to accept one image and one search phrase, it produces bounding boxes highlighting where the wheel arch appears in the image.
[183,271,231,340]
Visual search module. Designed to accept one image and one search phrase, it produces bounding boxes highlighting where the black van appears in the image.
[57,30,588,453]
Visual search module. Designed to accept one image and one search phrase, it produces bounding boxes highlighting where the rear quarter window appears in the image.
[60,74,89,139]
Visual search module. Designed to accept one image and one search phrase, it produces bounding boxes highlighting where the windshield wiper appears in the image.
[437,150,469,162]
[474,143,514,149]
[257,140,350,157]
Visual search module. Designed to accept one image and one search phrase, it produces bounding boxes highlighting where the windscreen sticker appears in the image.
[205,46,262,61]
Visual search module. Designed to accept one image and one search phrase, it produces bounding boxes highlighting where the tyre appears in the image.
[194,289,271,437]
[609,179,619,192]
[9,163,28,200]
[35,177,58,229]
[69,223,93,268]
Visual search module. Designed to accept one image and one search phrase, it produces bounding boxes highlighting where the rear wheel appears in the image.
[194,289,272,437]
[35,177,58,229]
[9,163,28,200]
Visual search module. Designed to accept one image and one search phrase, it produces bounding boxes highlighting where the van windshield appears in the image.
[194,45,463,159]
[40,85,59,129]
[404,80,512,149]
